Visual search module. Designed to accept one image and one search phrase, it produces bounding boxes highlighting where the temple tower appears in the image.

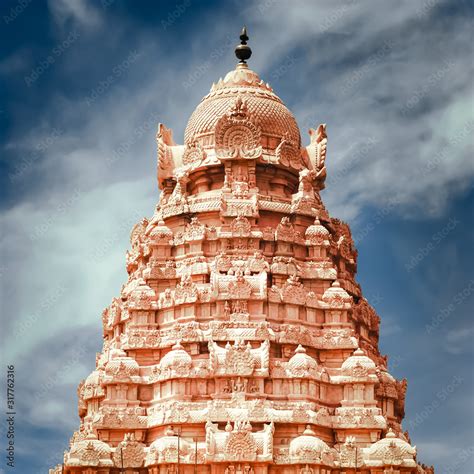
[51,29,433,474]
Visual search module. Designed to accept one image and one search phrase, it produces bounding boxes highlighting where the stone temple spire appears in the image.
[50,29,433,474]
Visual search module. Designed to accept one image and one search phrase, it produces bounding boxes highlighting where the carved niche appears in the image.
[215,96,262,160]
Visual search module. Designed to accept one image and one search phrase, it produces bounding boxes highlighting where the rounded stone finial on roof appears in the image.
[303,425,316,436]
[235,26,252,64]
[287,345,318,378]
[289,426,332,462]
[341,347,376,375]
[159,340,192,375]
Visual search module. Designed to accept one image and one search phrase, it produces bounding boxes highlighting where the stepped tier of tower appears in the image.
[51,62,433,474]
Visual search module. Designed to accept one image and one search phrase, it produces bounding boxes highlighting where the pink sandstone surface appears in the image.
[50,30,434,474]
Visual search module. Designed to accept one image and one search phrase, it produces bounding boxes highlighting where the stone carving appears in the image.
[225,464,254,474]
[286,345,318,378]
[183,140,206,166]
[339,436,364,468]
[225,421,258,461]
[275,216,295,242]
[276,131,302,169]
[227,275,253,299]
[174,274,199,304]
[215,96,262,160]
[208,339,269,377]
[230,215,252,237]
[157,123,175,186]
[282,274,307,305]
[303,124,327,191]
[113,433,145,468]
[184,216,206,241]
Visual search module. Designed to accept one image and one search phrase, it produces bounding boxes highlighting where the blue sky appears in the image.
[0,0,473,472]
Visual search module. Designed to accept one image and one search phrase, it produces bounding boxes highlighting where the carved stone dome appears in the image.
[289,425,331,460]
[287,344,318,377]
[105,355,140,377]
[341,348,376,373]
[305,218,330,245]
[184,64,301,149]
[128,279,157,310]
[366,429,417,466]
[322,280,351,306]
[146,427,192,465]
[83,370,104,400]
[159,341,192,373]
[67,434,113,467]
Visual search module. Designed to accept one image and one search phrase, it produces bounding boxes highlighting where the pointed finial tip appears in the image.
[235,26,252,64]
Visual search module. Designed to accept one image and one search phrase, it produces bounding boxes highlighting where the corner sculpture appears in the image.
[51,27,434,474]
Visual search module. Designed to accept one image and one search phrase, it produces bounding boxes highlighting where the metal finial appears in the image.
[235,26,252,64]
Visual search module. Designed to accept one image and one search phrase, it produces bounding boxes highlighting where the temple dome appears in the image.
[146,427,191,465]
[287,344,318,377]
[105,355,140,377]
[159,341,192,374]
[289,425,331,461]
[184,64,301,149]
[366,429,417,466]
[128,278,158,310]
[67,434,113,467]
[341,348,376,373]
[84,369,101,387]
[306,218,330,244]
[322,280,351,306]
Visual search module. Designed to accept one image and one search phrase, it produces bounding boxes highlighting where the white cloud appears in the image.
[48,0,102,29]
[444,326,474,354]
[242,0,473,221]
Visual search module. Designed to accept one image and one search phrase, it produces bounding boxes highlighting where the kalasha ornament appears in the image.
[51,28,433,474]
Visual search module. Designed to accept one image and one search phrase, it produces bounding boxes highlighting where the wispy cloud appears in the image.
[47,0,102,30]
